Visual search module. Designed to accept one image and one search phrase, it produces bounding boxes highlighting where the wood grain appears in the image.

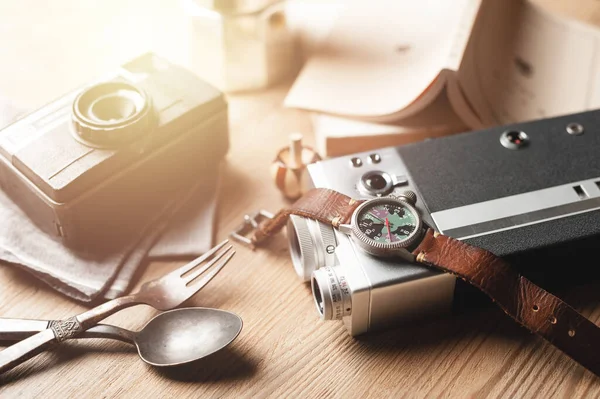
[0,0,599,397]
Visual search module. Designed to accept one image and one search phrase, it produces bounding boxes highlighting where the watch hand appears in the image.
[385,218,393,242]
[368,212,384,223]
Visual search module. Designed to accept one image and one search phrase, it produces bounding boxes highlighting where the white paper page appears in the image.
[459,0,600,125]
[311,87,468,155]
[285,0,475,120]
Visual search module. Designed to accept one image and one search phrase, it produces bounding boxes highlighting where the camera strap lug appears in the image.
[229,210,274,249]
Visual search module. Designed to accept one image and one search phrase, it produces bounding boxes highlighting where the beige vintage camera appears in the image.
[0,53,228,248]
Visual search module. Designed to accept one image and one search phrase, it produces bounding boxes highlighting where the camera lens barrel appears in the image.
[71,81,153,148]
[287,215,337,281]
[311,266,352,320]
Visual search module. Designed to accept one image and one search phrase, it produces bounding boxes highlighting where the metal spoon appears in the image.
[0,308,243,367]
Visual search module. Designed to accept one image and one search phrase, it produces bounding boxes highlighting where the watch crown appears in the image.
[399,190,417,205]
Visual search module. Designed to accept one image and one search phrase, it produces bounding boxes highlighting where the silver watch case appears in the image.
[340,196,423,261]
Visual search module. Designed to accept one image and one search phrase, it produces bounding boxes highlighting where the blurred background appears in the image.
[0,0,597,109]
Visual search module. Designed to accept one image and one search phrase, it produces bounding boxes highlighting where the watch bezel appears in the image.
[350,196,423,257]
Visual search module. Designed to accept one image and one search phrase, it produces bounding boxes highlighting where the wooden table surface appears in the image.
[1,0,600,397]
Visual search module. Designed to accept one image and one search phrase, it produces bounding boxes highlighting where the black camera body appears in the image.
[0,53,229,248]
[312,110,600,258]
[401,112,600,258]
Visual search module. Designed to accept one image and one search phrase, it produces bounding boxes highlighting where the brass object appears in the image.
[271,133,321,200]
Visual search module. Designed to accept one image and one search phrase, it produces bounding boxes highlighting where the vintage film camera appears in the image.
[287,110,600,335]
[0,53,228,248]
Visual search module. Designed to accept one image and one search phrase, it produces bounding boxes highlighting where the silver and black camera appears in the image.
[0,53,228,248]
[287,110,600,335]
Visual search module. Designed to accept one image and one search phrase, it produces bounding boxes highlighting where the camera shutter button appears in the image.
[368,153,381,164]
[350,157,363,167]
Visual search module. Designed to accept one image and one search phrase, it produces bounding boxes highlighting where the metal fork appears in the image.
[0,240,235,374]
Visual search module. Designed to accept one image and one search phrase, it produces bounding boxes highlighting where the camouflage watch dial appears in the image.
[357,201,418,244]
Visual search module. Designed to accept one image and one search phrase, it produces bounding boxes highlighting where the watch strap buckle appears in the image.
[229,210,274,249]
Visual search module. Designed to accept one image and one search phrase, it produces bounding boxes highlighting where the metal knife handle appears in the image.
[0,318,135,344]
[0,329,57,374]
[0,319,50,341]
[0,295,137,374]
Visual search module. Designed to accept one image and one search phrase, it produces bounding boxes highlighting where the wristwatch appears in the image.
[336,190,423,260]
[237,187,600,376]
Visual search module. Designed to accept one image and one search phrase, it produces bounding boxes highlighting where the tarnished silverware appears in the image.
[0,240,235,374]
[0,308,243,367]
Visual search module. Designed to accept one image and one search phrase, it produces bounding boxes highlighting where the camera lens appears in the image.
[71,81,153,148]
[312,276,325,316]
[358,170,393,196]
[287,215,337,281]
[311,266,352,320]
[89,94,138,123]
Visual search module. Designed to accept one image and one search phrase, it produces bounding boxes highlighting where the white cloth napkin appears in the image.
[0,97,219,302]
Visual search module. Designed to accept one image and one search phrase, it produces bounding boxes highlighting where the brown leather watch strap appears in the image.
[251,188,363,245]
[413,229,600,376]
[248,188,599,374]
